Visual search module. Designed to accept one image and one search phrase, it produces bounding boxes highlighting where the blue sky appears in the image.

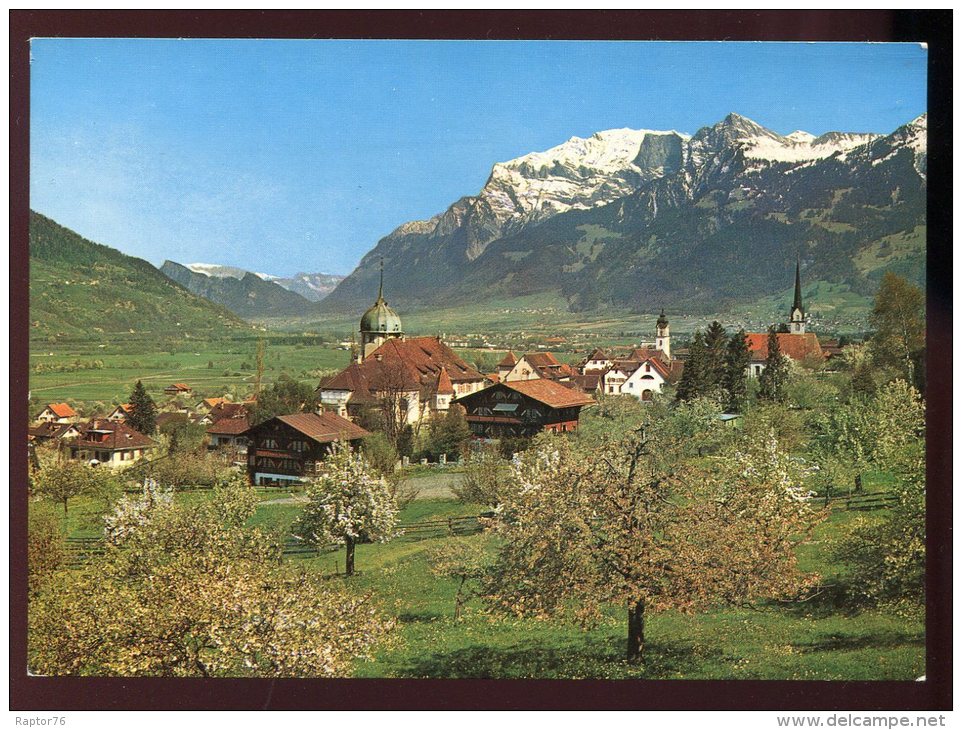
[30,40,927,277]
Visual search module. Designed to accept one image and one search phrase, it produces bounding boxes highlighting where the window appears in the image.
[263,438,278,449]
[628,382,633,388]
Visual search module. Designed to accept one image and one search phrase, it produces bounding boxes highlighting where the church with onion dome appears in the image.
[316,263,488,424]
[357,261,404,363]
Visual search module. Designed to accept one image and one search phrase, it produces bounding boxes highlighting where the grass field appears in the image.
[28,340,351,405]
[50,476,923,680]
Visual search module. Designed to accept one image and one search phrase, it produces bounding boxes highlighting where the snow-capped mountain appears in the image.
[161,260,315,317]
[320,112,926,314]
[271,272,345,302]
[181,263,343,303]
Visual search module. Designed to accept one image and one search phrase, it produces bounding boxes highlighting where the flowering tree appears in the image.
[29,474,395,677]
[484,421,824,663]
[293,443,399,576]
[428,536,492,620]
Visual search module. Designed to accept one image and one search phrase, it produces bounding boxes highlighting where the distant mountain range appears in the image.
[180,263,344,302]
[29,211,248,339]
[159,261,344,318]
[320,112,926,315]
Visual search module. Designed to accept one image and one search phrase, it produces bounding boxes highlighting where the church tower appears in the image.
[655,309,671,358]
[789,258,806,334]
[358,259,403,362]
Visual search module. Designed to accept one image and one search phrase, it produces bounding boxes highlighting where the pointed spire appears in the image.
[793,256,804,313]
[377,257,385,302]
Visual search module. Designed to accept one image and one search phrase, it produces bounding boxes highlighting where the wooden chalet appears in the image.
[242,411,370,486]
[28,421,82,444]
[164,383,193,396]
[455,379,595,439]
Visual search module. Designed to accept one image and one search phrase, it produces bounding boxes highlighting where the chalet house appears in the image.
[65,419,156,468]
[164,383,192,396]
[35,402,78,424]
[242,411,370,486]
[455,379,595,439]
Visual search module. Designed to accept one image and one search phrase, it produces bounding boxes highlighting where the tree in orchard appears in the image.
[29,474,395,677]
[292,442,399,576]
[483,414,824,663]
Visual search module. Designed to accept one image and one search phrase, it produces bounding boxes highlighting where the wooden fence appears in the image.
[821,489,899,511]
[64,514,487,564]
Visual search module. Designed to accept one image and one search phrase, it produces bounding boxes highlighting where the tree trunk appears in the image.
[345,535,356,577]
[454,575,466,621]
[627,599,645,663]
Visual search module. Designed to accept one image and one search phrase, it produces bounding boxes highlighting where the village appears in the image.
[28,260,843,488]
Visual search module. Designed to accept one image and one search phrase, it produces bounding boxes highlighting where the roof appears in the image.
[208,402,249,420]
[166,383,191,391]
[207,415,251,435]
[485,372,502,383]
[569,373,603,392]
[746,332,824,362]
[584,348,610,362]
[461,379,595,410]
[202,397,229,408]
[629,347,669,365]
[70,419,156,451]
[45,403,77,418]
[320,336,486,398]
[251,412,370,444]
[436,366,455,395]
[28,422,79,440]
[497,351,518,367]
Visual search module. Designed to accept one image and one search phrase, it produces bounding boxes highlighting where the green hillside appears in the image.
[29,211,250,342]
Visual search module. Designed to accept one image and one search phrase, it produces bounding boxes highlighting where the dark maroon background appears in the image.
[9,9,952,711]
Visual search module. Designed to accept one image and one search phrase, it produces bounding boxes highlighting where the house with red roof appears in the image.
[455,378,595,439]
[206,410,252,451]
[106,403,135,422]
[35,402,78,424]
[163,383,193,396]
[241,411,370,486]
[502,352,574,383]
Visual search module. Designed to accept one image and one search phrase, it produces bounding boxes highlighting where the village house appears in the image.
[317,273,487,425]
[499,352,574,383]
[572,311,679,401]
[241,411,370,486]
[64,419,156,468]
[164,383,193,396]
[34,402,78,424]
[455,379,595,439]
[28,421,82,445]
[195,396,230,414]
[106,403,134,422]
[206,409,251,451]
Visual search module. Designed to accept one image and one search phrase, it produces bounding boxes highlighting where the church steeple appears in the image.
[655,308,671,358]
[789,257,806,334]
